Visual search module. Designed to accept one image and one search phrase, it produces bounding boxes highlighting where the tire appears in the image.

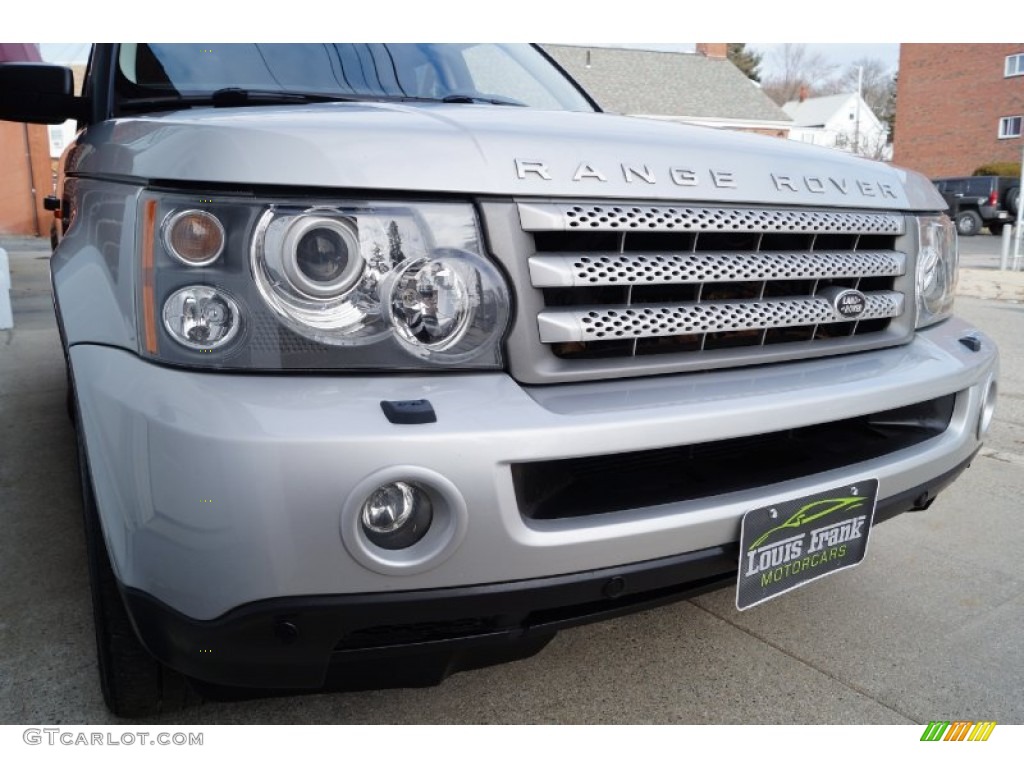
[1007,187,1020,217]
[955,210,982,237]
[989,222,1005,236]
[76,422,198,717]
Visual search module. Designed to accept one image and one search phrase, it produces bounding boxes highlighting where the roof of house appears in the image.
[783,93,862,127]
[541,44,790,123]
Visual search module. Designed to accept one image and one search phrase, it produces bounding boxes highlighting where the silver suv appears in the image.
[0,44,999,715]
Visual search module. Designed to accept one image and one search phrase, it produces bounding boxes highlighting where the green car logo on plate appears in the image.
[748,496,866,551]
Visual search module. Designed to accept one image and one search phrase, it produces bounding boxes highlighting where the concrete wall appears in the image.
[0,121,52,237]
[895,44,1024,177]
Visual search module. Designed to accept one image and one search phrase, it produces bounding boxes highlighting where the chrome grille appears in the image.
[520,202,906,234]
[529,251,906,288]
[538,293,905,343]
[504,201,913,377]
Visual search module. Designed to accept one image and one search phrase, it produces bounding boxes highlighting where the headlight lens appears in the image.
[386,250,509,362]
[138,193,510,370]
[162,209,225,267]
[916,214,958,328]
[285,216,363,299]
[162,285,241,350]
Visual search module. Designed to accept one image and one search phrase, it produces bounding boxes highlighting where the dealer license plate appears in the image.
[736,480,878,611]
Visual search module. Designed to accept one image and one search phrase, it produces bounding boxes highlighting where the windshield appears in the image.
[115,43,595,112]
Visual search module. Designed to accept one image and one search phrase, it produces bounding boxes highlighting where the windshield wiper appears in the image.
[210,88,360,107]
[439,94,526,106]
[118,88,528,113]
[119,88,366,111]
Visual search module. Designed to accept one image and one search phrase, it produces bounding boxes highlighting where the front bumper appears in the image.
[71,316,996,628]
[120,452,973,692]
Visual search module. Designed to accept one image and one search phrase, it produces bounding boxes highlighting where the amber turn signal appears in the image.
[162,210,225,266]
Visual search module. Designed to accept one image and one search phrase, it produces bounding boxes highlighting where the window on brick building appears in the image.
[1005,54,1024,77]
[999,116,1022,138]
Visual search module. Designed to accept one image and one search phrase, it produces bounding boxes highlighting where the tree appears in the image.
[727,43,762,82]
[878,72,897,145]
[760,43,838,105]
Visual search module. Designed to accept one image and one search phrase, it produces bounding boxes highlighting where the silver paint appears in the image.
[71,318,993,619]
[66,104,944,210]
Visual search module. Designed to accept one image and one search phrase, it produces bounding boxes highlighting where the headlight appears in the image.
[137,193,510,370]
[385,250,509,363]
[915,214,958,329]
[162,285,241,350]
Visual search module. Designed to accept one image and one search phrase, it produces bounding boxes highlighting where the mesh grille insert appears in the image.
[517,202,910,364]
[530,251,905,287]
[520,203,905,235]
[539,293,904,342]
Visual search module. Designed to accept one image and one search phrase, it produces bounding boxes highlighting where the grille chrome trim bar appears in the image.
[519,202,907,235]
[529,250,907,288]
[537,292,905,343]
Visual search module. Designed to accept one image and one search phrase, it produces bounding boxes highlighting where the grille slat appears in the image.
[519,202,906,234]
[529,250,906,288]
[538,292,904,343]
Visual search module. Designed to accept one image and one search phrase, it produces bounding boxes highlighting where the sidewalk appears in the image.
[958,268,1024,302]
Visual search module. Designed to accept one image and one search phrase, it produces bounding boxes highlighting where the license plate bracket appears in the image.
[736,480,878,611]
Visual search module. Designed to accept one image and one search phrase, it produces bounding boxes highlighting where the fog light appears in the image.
[978,379,997,439]
[360,481,433,550]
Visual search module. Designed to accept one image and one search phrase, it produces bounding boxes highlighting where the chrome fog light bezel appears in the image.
[341,467,468,576]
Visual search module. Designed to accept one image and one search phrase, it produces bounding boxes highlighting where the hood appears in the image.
[68,102,943,211]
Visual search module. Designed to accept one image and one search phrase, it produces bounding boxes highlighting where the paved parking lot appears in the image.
[1,235,1022,724]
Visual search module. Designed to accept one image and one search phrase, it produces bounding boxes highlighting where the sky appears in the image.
[752,44,901,77]
[584,43,901,78]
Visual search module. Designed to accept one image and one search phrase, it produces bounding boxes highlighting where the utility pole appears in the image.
[853,66,863,156]
[1015,144,1024,267]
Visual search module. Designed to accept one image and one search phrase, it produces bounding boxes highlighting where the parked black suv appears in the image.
[933,176,1020,236]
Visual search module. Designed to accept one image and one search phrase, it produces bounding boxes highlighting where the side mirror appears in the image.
[0,63,82,124]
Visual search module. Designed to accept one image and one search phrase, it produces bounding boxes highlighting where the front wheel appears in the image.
[76,424,198,716]
[955,210,982,237]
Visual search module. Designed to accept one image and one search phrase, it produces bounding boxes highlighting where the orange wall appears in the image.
[0,121,53,236]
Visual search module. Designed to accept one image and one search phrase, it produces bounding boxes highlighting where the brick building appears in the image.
[0,43,52,237]
[894,44,1024,177]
